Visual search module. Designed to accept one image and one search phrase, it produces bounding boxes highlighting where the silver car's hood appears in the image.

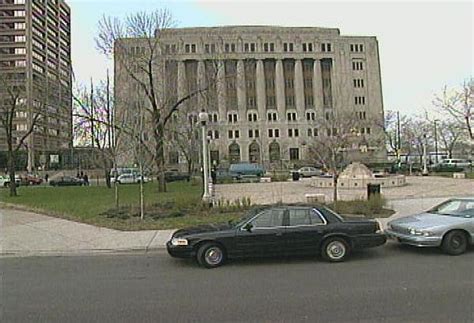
[389,212,470,229]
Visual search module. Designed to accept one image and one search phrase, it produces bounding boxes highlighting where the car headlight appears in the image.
[171,238,188,246]
[408,228,433,236]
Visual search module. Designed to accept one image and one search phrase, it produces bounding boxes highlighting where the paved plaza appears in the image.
[215,176,474,204]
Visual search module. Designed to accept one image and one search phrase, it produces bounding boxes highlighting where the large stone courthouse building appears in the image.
[115,26,385,170]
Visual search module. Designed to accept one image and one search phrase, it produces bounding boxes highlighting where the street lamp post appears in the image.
[198,111,210,203]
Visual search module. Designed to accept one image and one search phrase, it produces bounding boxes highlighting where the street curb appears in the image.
[0,247,167,259]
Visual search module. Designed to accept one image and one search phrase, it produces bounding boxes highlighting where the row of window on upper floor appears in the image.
[181,109,367,126]
[221,126,372,140]
[158,41,366,55]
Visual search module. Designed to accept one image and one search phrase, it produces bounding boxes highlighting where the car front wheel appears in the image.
[197,243,225,268]
[321,237,350,262]
[441,230,467,255]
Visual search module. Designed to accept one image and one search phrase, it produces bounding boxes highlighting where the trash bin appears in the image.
[367,184,381,199]
[292,171,300,181]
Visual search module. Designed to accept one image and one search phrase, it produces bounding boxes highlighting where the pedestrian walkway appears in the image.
[0,208,174,257]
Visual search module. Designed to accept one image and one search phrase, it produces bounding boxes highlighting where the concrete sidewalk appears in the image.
[0,208,174,257]
[1,196,448,258]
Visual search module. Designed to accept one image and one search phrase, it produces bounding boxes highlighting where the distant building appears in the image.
[115,26,386,170]
[0,0,72,171]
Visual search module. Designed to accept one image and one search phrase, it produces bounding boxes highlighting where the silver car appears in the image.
[296,167,323,178]
[386,198,474,255]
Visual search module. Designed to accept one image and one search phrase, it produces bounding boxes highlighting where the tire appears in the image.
[196,243,226,268]
[321,237,350,262]
[441,230,468,255]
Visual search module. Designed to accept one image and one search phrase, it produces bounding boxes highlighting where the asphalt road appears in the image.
[1,242,473,323]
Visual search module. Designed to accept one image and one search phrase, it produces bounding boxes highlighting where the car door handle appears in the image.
[275,232,283,236]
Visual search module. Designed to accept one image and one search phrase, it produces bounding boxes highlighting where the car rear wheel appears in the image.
[197,243,225,268]
[441,230,467,255]
[321,237,350,262]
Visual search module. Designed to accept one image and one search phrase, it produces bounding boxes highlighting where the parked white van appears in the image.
[436,159,472,169]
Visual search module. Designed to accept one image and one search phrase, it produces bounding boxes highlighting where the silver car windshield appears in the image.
[428,199,474,217]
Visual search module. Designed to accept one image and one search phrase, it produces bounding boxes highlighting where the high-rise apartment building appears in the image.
[115,26,385,170]
[0,0,72,171]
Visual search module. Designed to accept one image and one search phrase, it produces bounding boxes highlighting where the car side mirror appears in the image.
[243,223,253,232]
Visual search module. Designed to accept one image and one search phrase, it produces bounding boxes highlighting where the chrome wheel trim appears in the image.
[205,247,223,265]
[451,235,463,249]
[326,241,346,260]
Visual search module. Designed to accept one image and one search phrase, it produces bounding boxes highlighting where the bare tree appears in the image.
[95,9,215,192]
[437,120,462,159]
[73,76,115,187]
[434,79,473,140]
[307,110,372,202]
[0,73,44,196]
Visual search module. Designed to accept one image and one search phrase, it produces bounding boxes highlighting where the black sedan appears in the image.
[49,176,84,187]
[167,205,387,268]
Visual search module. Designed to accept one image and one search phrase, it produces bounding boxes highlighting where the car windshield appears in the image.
[428,199,474,217]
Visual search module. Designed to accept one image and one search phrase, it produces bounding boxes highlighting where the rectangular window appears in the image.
[275,129,280,138]
[255,129,259,138]
[249,130,253,138]
[270,43,274,51]
[289,148,299,161]
[228,130,233,139]
[235,130,240,138]
[268,129,273,138]
[288,129,293,137]
[302,43,307,52]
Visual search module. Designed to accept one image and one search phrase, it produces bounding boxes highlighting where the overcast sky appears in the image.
[69,0,473,116]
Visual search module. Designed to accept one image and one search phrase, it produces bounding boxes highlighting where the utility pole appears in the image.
[397,111,401,167]
[434,119,439,164]
[90,78,95,148]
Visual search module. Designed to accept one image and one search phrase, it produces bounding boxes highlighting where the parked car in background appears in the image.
[295,166,323,178]
[229,163,265,179]
[215,169,234,183]
[49,176,84,187]
[0,175,21,187]
[20,174,43,186]
[167,204,386,268]
[116,174,151,184]
[164,170,190,182]
[386,197,474,255]
[431,158,472,171]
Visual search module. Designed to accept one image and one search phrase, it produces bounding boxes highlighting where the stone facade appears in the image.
[114,26,386,170]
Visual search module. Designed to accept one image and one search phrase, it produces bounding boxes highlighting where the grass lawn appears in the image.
[1,181,394,230]
[0,181,244,230]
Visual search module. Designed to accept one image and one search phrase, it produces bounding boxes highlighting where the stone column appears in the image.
[275,59,285,119]
[236,60,246,117]
[177,60,186,99]
[330,58,337,109]
[256,60,266,118]
[313,59,323,110]
[197,60,205,108]
[294,59,305,120]
[217,60,226,117]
